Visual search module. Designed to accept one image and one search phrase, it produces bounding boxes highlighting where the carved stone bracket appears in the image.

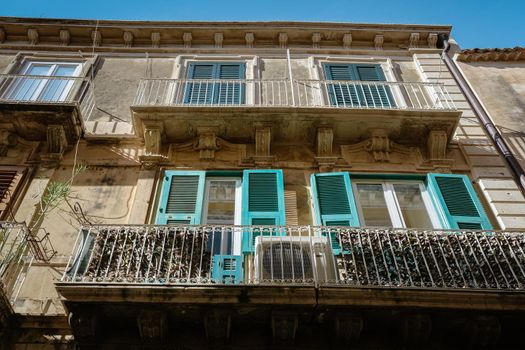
[0,28,5,43]
[40,125,67,167]
[27,28,39,45]
[183,32,192,48]
[151,32,161,48]
[254,125,275,166]
[365,129,393,162]
[123,31,134,47]
[245,32,254,48]
[137,310,167,343]
[463,315,501,347]
[194,126,221,160]
[427,129,448,160]
[312,33,321,48]
[139,122,167,169]
[374,34,384,50]
[409,33,420,48]
[400,313,432,347]
[204,309,231,341]
[279,32,288,49]
[59,29,70,46]
[315,126,337,170]
[342,33,352,49]
[214,32,224,48]
[428,33,438,48]
[334,312,363,344]
[271,311,298,343]
[0,130,18,157]
[69,310,99,346]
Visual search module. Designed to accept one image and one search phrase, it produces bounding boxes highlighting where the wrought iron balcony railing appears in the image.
[0,222,32,304]
[133,79,456,111]
[62,225,525,290]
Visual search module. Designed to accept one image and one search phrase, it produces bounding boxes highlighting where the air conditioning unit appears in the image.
[254,236,337,283]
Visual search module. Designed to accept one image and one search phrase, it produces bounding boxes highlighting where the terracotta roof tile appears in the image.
[458,47,525,62]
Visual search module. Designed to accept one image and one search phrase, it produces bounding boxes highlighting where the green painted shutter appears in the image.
[353,64,394,108]
[324,64,360,106]
[427,174,492,230]
[185,63,215,104]
[311,172,360,254]
[241,169,286,253]
[217,63,245,105]
[155,171,206,225]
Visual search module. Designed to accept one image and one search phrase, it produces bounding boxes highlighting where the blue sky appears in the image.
[2,0,524,49]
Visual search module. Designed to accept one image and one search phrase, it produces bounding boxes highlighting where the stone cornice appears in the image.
[0,17,451,51]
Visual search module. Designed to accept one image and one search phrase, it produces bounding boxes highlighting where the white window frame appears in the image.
[201,177,243,255]
[352,179,442,229]
[4,61,82,102]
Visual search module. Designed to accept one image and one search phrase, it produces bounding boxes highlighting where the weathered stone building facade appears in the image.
[0,18,524,349]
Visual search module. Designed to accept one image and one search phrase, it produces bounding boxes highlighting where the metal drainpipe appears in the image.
[440,35,525,196]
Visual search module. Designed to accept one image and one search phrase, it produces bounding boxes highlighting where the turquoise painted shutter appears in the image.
[353,64,394,108]
[155,171,206,224]
[324,64,359,106]
[241,169,286,253]
[185,63,215,104]
[427,174,492,230]
[217,63,245,105]
[311,172,360,254]
[211,255,243,284]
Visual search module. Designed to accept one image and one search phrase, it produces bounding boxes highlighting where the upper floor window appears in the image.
[1,61,81,103]
[323,63,395,108]
[184,62,245,105]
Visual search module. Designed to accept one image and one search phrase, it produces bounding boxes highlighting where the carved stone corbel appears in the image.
[400,313,432,347]
[271,311,298,343]
[59,29,70,46]
[40,125,67,167]
[312,33,321,49]
[0,130,18,157]
[214,32,223,48]
[204,309,231,341]
[366,129,392,162]
[427,129,448,160]
[194,126,221,160]
[279,32,288,49]
[69,310,99,346]
[91,30,101,46]
[123,31,134,47]
[342,33,352,49]
[245,32,254,48]
[463,315,501,347]
[253,125,275,166]
[409,33,420,48]
[27,28,39,45]
[0,28,5,43]
[315,127,337,170]
[137,310,166,343]
[151,32,161,48]
[428,33,438,48]
[334,312,363,344]
[183,32,192,48]
[374,34,384,50]
[139,122,167,169]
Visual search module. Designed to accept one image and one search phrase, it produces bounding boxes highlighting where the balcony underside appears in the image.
[132,106,461,146]
[0,102,82,143]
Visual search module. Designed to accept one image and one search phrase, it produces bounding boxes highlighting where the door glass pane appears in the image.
[205,180,237,254]
[355,183,392,227]
[393,184,434,228]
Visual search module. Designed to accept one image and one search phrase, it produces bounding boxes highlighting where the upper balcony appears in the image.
[131,79,460,146]
[0,74,94,145]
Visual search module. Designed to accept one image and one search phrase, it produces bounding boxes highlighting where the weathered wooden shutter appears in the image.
[427,174,492,230]
[155,171,205,225]
[0,167,25,220]
[311,172,360,254]
[185,62,244,105]
[241,169,286,253]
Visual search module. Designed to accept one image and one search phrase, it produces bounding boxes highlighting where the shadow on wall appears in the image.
[499,125,525,164]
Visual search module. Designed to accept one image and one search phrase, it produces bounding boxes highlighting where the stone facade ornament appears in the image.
[46,125,67,155]
[271,311,298,343]
[0,28,5,43]
[245,32,254,48]
[279,32,288,49]
[91,30,101,46]
[193,127,221,160]
[59,29,70,46]
[214,32,223,48]
[183,32,192,48]
[68,310,99,345]
[409,32,420,48]
[401,313,432,346]
[374,34,384,50]
[366,129,392,161]
[427,129,448,160]
[151,32,161,48]
[137,310,166,342]
[312,33,321,49]
[334,312,363,343]
[0,130,18,157]
[428,33,438,48]
[27,28,39,45]
[342,33,352,49]
[204,309,231,340]
[464,315,501,347]
[123,31,134,47]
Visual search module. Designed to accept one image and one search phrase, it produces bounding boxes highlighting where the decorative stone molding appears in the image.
[151,32,161,48]
[312,33,321,49]
[137,310,166,342]
[334,312,363,343]
[366,129,393,161]
[427,129,448,160]
[316,127,333,157]
[144,124,163,155]
[214,32,223,48]
[409,32,420,48]
[245,32,254,48]
[183,32,192,48]
[0,28,5,43]
[91,30,101,46]
[194,126,221,160]
[374,34,384,50]
[342,33,352,49]
[428,33,438,48]
[27,28,39,45]
[47,125,67,155]
[0,130,18,157]
[68,310,99,345]
[59,29,70,46]
[204,309,231,340]
[255,125,271,157]
[464,315,501,347]
[271,311,298,343]
[123,31,134,47]
[278,32,288,49]
[401,313,432,346]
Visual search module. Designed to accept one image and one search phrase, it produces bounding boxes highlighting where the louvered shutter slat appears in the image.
[427,174,492,230]
[217,64,244,105]
[354,65,394,108]
[185,64,215,104]
[324,64,359,106]
[0,168,24,220]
